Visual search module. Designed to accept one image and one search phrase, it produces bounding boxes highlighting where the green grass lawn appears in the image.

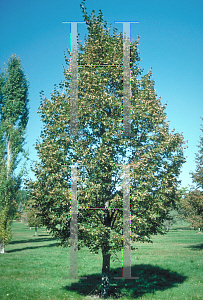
[0,221,202,299]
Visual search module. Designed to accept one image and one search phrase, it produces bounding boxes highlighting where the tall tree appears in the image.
[0,55,29,253]
[27,2,186,297]
[190,119,203,191]
[180,120,203,231]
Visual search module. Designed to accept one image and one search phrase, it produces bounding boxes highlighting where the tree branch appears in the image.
[111,209,119,229]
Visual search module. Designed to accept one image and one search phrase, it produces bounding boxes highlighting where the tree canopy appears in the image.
[0,55,29,253]
[27,1,186,296]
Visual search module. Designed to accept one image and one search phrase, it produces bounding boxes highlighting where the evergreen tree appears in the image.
[27,2,186,296]
[191,119,203,191]
[0,55,29,253]
[180,119,203,231]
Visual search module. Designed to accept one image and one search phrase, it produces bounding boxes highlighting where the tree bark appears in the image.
[0,240,5,254]
[0,139,11,254]
[7,139,11,178]
[101,248,111,298]
[35,226,37,236]
[101,201,111,298]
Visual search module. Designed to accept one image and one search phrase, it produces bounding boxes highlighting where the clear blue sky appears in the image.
[0,0,202,189]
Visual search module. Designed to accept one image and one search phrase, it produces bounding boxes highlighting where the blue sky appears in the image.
[0,0,202,189]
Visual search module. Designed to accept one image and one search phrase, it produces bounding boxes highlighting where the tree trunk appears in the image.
[1,139,11,255]
[7,139,11,178]
[101,202,111,298]
[35,226,37,236]
[101,248,111,298]
[165,220,169,231]
[0,240,5,254]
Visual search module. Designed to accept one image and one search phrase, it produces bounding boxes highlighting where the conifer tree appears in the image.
[180,119,203,231]
[191,119,203,191]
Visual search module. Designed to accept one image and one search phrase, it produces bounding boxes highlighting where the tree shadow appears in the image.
[10,237,56,245]
[6,242,60,253]
[186,243,203,251]
[38,234,51,237]
[172,227,194,231]
[6,236,60,253]
[62,264,187,298]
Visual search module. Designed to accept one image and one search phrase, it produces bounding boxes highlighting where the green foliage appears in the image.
[0,55,29,250]
[0,208,12,246]
[190,118,203,190]
[181,189,203,230]
[179,120,203,230]
[27,3,186,258]
[27,208,42,228]
[0,173,19,222]
[0,56,29,130]
[16,189,29,205]
[13,189,29,220]
[163,209,180,231]
[22,195,42,228]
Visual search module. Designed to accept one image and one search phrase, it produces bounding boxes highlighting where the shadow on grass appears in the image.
[186,243,203,251]
[172,227,194,231]
[6,237,60,253]
[6,242,60,253]
[9,237,56,245]
[62,264,187,299]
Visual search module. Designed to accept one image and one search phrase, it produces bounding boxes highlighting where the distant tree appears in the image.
[163,209,179,231]
[182,190,203,231]
[163,186,189,231]
[27,205,42,236]
[190,119,203,191]
[27,2,186,297]
[15,189,29,221]
[15,201,23,221]
[171,187,189,226]
[16,189,29,205]
[180,120,203,232]
[0,55,29,253]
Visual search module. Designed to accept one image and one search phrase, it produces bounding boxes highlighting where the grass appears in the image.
[0,221,202,299]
